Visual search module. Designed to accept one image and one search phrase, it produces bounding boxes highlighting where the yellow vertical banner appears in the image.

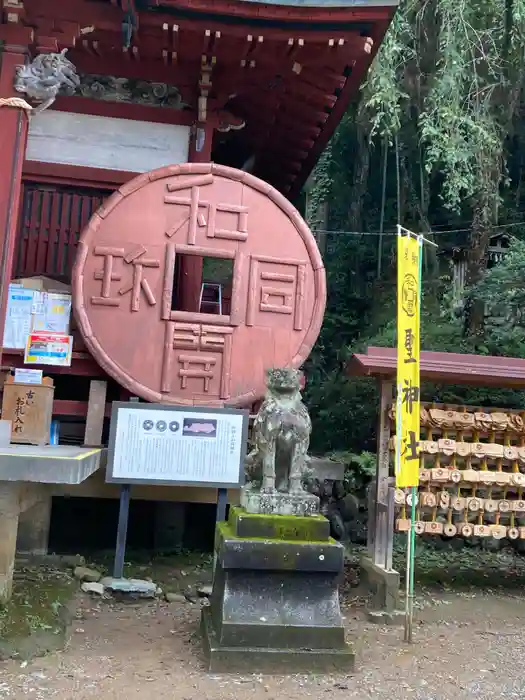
[396,233,421,488]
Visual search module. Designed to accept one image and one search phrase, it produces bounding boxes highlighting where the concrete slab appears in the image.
[0,446,104,484]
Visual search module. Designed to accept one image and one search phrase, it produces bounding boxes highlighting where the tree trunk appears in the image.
[464,176,494,336]
[347,118,370,232]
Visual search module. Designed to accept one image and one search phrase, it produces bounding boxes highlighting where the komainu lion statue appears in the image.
[245,367,312,494]
[14,49,80,112]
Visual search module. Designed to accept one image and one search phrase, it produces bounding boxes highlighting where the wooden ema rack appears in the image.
[390,404,525,540]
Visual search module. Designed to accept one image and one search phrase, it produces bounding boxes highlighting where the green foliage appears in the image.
[304,0,525,456]
[330,450,377,494]
[307,261,525,453]
[418,0,503,210]
[346,539,525,588]
[363,9,415,141]
[470,237,525,356]
[363,0,525,212]
[305,145,333,223]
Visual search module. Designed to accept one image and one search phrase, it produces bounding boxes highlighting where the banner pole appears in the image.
[398,231,424,644]
[405,234,424,642]
[404,485,416,642]
[403,490,412,641]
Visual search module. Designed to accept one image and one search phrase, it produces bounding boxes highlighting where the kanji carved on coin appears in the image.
[90,245,159,312]
[119,246,159,312]
[246,255,306,330]
[91,246,124,307]
[161,322,233,399]
[164,174,249,244]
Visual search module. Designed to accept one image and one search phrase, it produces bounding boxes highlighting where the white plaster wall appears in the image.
[26,110,190,172]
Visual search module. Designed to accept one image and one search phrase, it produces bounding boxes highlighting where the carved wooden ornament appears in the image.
[72,163,326,406]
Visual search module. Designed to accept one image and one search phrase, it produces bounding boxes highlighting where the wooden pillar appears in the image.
[371,378,393,566]
[84,379,108,447]
[0,483,20,603]
[0,35,31,363]
[178,121,214,312]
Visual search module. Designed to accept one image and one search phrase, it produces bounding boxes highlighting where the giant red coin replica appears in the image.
[73,163,326,406]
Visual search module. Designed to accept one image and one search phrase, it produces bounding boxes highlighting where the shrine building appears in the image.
[0,0,396,552]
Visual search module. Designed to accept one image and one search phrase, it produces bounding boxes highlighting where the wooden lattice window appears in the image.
[15,182,113,282]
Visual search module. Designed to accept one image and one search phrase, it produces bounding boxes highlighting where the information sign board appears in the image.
[106,402,249,488]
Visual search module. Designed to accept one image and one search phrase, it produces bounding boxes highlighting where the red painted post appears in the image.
[0,34,32,363]
[177,120,214,313]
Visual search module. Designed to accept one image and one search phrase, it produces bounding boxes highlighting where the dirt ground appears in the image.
[1,587,524,700]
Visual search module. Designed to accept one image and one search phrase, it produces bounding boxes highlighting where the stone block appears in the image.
[100,577,159,598]
[0,483,21,603]
[228,505,330,542]
[240,489,319,516]
[308,457,345,482]
[360,554,400,613]
[0,445,102,484]
[81,581,105,596]
[215,522,343,572]
[16,497,52,555]
[202,523,353,674]
[202,607,355,674]
[74,566,101,582]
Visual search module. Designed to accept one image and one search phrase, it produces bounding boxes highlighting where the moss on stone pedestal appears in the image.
[214,520,342,572]
[228,505,330,542]
[204,512,353,674]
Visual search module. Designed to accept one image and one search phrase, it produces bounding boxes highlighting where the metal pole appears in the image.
[404,487,416,642]
[112,396,138,579]
[113,483,131,579]
[216,488,228,522]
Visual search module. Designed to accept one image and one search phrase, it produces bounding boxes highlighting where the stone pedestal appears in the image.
[17,497,52,555]
[359,554,402,623]
[0,484,20,604]
[201,506,354,673]
[240,488,320,516]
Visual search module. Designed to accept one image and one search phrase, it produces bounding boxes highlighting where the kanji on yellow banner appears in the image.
[396,233,421,488]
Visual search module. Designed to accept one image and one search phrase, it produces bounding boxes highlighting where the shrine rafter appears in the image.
[4,0,397,199]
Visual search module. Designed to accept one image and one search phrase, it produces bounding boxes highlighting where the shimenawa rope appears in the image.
[0,97,33,112]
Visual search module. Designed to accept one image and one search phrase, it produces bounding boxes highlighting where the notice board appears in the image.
[106,402,249,488]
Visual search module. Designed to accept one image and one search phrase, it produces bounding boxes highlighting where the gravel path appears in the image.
[1,588,524,699]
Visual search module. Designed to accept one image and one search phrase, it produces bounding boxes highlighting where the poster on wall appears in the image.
[3,285,35,349]
[106,402,249,488]
[3,283,73,350]
[24,331,73,367]
[31,293,72,334]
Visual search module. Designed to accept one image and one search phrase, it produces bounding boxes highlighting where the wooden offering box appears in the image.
[1,376,54,445]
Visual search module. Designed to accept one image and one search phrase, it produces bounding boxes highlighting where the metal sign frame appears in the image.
[106,401,249,488]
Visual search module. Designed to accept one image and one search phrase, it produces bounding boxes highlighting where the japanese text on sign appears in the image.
[13,389,35,435]
[106,403,249,488]
[396,234,422,488]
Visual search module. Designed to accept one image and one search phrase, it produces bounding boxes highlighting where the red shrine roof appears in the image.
[1,0,397,196]
[346,346,525,388]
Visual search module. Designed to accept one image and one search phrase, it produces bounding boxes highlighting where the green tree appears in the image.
[305,0,525,454]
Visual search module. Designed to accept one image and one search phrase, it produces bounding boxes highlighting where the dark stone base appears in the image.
[202,510,354,675]
[201,607,355,674]
[359,555,400,613]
